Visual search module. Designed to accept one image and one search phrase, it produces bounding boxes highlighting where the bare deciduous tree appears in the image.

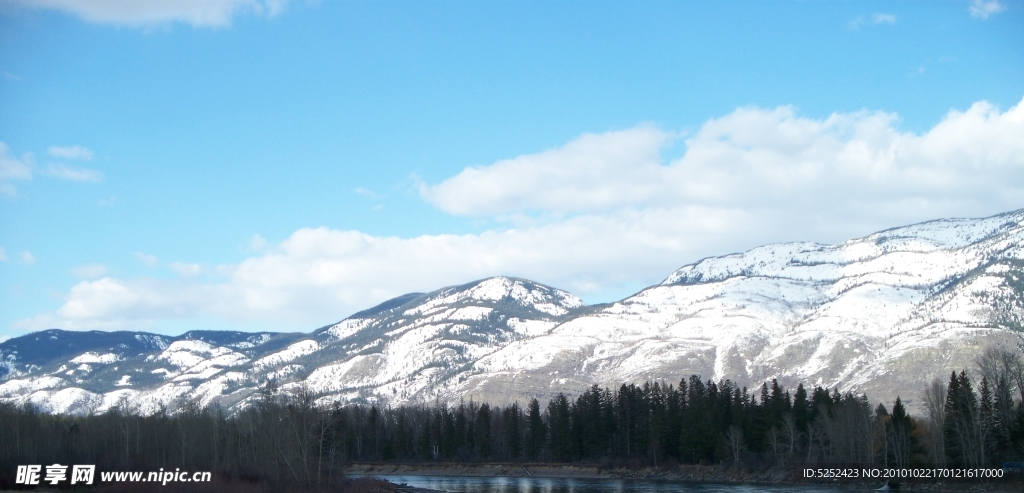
[922,377,946,465]
[724,424,744,464]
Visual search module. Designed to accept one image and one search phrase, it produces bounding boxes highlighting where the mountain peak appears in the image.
[4,209,1022,415]
[662,209,1024,287]
[405,276,584,318]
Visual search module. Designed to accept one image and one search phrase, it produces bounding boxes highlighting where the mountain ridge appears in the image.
[2,210,1023,415]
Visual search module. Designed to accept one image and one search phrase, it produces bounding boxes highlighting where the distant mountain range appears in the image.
[3,210,1023,415]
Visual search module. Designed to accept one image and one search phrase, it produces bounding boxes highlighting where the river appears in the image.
[368,474,873,493]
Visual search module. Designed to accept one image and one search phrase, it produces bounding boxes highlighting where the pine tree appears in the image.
[503,403,522,460]
[525,398,545,460]
[547,393,572,461]
[475,403,492,459]
[889,397,913,467]
[945,371,982,466]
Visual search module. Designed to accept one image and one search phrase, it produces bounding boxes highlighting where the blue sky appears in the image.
[1,0,1022,339]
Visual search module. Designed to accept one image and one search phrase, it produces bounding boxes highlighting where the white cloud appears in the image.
[48,145,93,160]
[71,263,108,279]
[16,277,215,330]
[421,126,673,215]
[7,0,290,27]
[872,13,897,25]
[15,210,738,330]
[20,251,35,265]
[19,97,1024,331]
[2,144,102,187]
[0,142,33,197]
[424,98,1024,220]
[169,262,203,277]
[45,164,103,183]
[353,187,380,199]
[134,252,159,267]
[969,0,1005,19]
[849,13,898,29]
[0,247,7,262]
[248,234,268,252]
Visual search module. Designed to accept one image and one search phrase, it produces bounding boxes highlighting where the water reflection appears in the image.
[373,474,860,493]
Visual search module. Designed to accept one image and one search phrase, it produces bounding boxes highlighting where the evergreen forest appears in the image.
[1,347,1023,491]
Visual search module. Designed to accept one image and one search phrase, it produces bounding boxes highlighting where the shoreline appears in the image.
[346,462,1024,491]
[348,462,612,480]
[347,462,805,485]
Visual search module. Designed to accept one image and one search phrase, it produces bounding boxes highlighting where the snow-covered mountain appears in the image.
[464,211,1024,410]
[2,211,1022,414]
[0,277,583,414]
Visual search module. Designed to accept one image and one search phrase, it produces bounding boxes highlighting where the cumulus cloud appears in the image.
[17,277,216,330]
[969,0,1005,19]
[48,145,93,160]
[421,126,673,215]
[19,97,1024,331]
[15,208,740,330]
[6,0,290,27]
[423,98,1024,222]
[0,142,33,197]
[45,164,103,183]
[71,263,108,279]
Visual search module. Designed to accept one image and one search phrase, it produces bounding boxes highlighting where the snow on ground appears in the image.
[0,376,65,396]
[229,333,273,349]
[157,341,248,381]
[252,340,319,371]
[70,352,120,364]
[507,318,556,337]
[325,318,372,340]
[404,277,582,317]
[3,387,103,414]
[135,334,169,350]
[98,389,140,413]
[157,340,219,368]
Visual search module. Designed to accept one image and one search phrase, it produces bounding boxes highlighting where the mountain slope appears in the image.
[457,211,1024,409]
[0,277,583,413]
[2,211,1022,414]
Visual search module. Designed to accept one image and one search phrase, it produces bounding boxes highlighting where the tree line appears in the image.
[2,347,1022,491]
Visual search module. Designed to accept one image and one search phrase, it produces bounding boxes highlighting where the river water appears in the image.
[370,475,871,493]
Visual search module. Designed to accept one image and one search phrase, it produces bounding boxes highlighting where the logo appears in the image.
[16,464,95,485]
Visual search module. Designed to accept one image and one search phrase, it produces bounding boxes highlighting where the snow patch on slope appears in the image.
[253,340,319,371]
[70,352,120,364]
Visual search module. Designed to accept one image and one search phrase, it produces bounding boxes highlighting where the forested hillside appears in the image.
[2,346,1022,491]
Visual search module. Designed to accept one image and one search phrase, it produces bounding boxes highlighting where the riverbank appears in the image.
[348,463,610,479]
[346,462,1024,491]
[347,462,800,483]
